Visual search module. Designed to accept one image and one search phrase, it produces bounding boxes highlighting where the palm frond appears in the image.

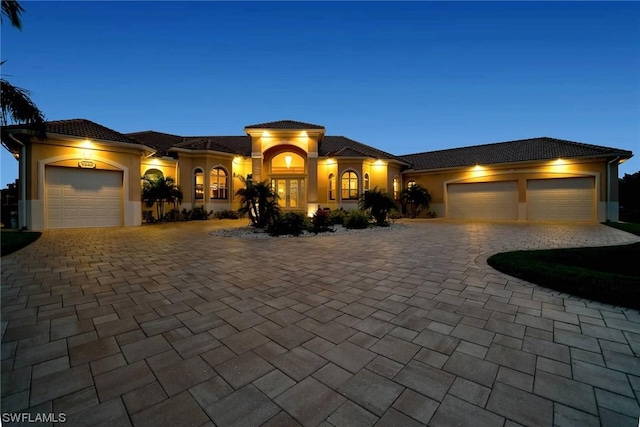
[0,78,46,132]
[1,0,25,30]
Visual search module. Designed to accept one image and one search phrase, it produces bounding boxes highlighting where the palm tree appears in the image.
[1,0,46,133]
[236,175,280,228]
[141,175,183,221]
[399,184,432,218]
[359,187,397,226]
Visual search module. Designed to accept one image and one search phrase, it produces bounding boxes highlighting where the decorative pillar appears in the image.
[307,152,318,215]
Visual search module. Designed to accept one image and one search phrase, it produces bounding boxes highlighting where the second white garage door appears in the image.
[447,181,518,220]
[527,177,595,221]
[46,167,123,229]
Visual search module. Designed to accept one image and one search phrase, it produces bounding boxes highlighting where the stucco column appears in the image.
[251,154,262,182]
[307,152,318,214]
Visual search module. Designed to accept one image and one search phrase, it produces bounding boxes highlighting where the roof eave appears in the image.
[244,128,325,137]
[403,152,634,174]
[170,147,237,157]
[5,129,156,156]
[46,132,156,156]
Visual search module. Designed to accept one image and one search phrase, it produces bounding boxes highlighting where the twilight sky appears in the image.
[1,1,639,186]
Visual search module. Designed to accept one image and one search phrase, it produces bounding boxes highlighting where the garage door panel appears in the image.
[448,181,518,220]
[46,167,123,229]
[527,178,594,221]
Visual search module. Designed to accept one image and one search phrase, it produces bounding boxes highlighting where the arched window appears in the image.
[328,173,336,201]
[393,176,399,199]
[210,167,228,200]
[364,173,370,192]
[341,171,359,200]
[194,168,204,200]
[271,152,305,174]
[143,168,163,181]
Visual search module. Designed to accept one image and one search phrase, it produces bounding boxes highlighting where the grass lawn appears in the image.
[603,221,640,236]
[488,241,640,310]
[1,230,42,257]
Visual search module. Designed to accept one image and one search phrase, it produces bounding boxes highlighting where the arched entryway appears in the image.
[265,147,307,210]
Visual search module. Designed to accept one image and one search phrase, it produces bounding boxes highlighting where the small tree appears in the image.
[399,184,432,218]
[141,175,183,221]
[235,176,280,228]
[359,187,397,226]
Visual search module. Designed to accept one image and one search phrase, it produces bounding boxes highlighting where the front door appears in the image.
[272,178,305,209]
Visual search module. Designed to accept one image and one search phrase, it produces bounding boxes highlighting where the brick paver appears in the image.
[2,220,639,425]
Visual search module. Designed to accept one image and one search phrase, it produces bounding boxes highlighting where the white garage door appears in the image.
[46,167,123,228]
[527,177,595,221]
[447,181,518,220]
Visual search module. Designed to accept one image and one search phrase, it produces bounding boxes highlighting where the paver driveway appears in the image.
[2,220,639,427]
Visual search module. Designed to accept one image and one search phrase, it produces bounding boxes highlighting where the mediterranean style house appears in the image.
[1,119,633,230]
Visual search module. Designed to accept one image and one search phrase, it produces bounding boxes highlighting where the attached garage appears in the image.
[527,177,595,221]
[46,167,123,228]
[447,181,518,220]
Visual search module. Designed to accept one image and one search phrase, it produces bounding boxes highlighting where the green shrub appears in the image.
[329,208,348,225]
[142,210,156,223]
[268,212,310,236]
[311,209,334,234]
[344,210,370,229]
[163,208,184,222]
[188,206,210,221]
[214,209,239,220]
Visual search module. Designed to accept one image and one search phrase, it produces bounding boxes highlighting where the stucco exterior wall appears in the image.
[404,158,610,221]
[25,138,145,229]
[175,152,234,212]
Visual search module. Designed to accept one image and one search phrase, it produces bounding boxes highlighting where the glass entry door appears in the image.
[272,178,305,209]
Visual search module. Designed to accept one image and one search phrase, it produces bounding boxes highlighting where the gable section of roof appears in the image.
[321,136,409,164]
[401,137,633,170]
[245,120,325,130]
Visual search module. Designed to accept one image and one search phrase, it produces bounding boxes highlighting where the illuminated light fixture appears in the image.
[471,164,485,177]
[80,140,93,149]
[233,156,242,164]
[285,155,292,169]
[553,158,566,165]
[374,159,384,166]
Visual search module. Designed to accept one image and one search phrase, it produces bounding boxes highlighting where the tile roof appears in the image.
[321,136,409,163]
[173,136,251,155]
[6,119,141,145]
[125,131,405,162]
[127,131,183,152]
[401,137,633,171]
[245,120,325,130]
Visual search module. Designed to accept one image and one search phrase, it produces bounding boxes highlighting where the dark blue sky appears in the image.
[2,1,639,185]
